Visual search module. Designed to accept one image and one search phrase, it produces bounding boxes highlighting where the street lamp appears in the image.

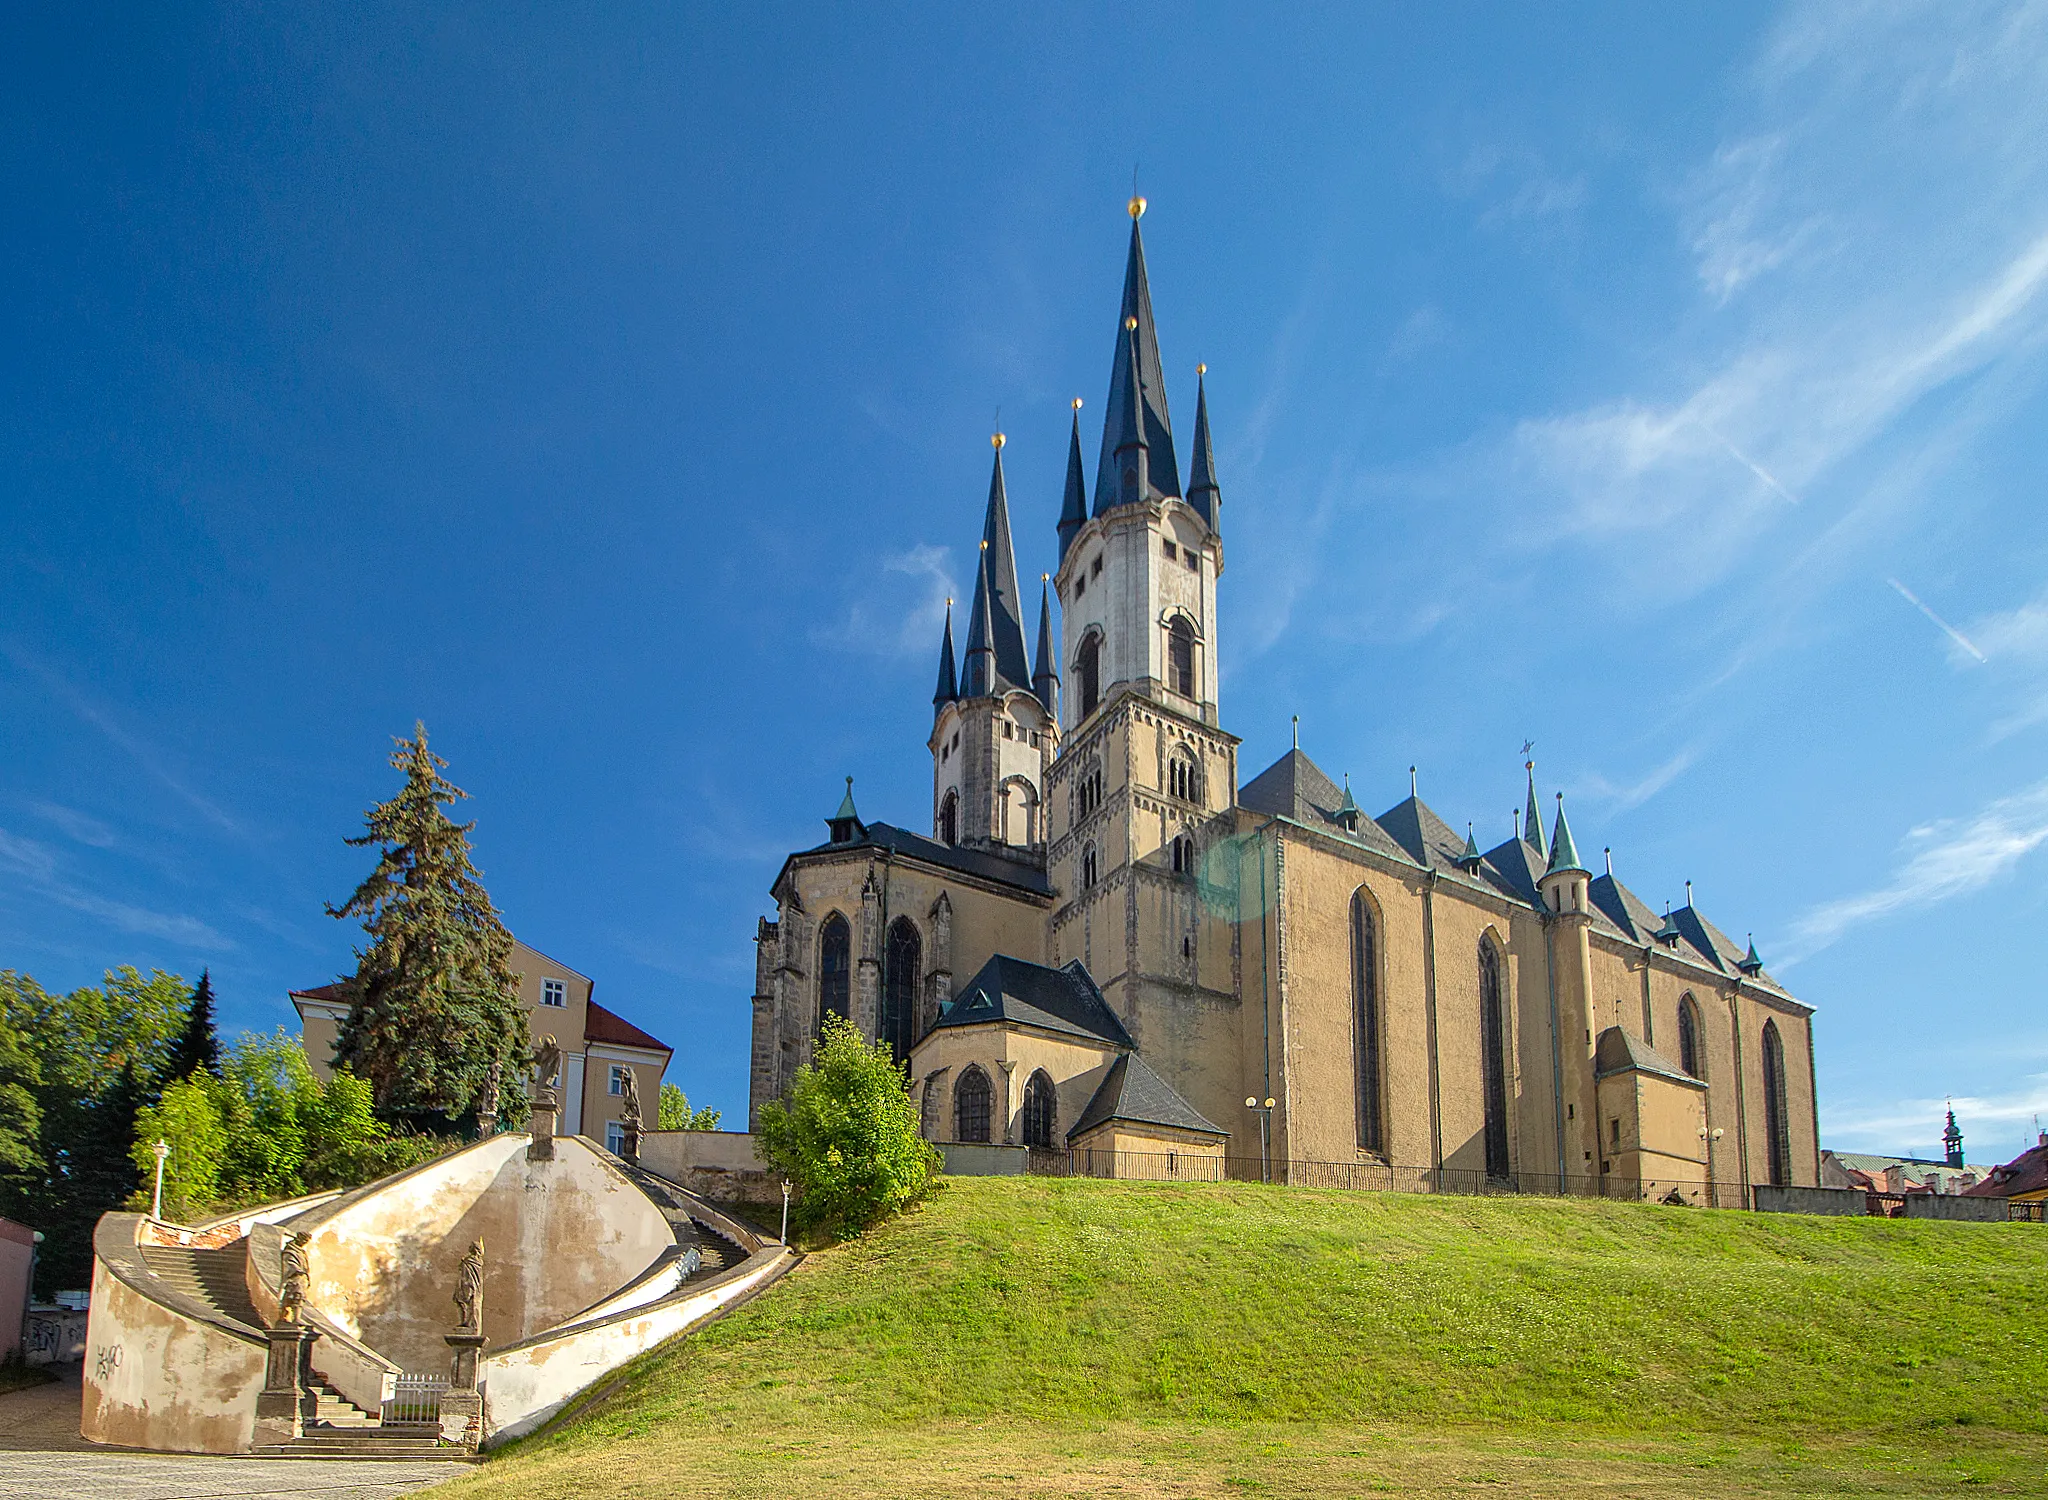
[1244,1097,1275,1184]
[779,1178,792,1246]
[151,1139,170,1221]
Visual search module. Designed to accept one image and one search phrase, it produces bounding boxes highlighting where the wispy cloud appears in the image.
[1780,778,2048,963]
[31,801,119,848]
[1887,577,1986,662]
[1574,749,1698,814]
[811,543,957,661]
[1822,1069,2048,1158]
[1968,584,2048,735]
[0,826,232,951]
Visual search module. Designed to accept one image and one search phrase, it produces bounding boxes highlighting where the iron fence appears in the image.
[2006,1198,2045,1223]
[382,1373,448,1425]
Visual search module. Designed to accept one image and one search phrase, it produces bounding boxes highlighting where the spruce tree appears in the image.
[329,725,527,1122]
[164,970,222,1081]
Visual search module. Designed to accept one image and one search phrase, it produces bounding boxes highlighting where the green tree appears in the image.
[163,970,222,1081]
[132,1075,226,1220]
[329,725,527,1122]
[657,1082,723,1131]
[0,999,42,1197]
[756,1015,939,1240]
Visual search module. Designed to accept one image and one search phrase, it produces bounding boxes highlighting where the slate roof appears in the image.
[585,999,671,1056]
[1593,1026,1703,1088]
[1240,749,1411,862]
[1094,212,1183,511]
[1375,794,1471,873]
[931,954,1134,1047]
[1068,1051,1225,1141]
[1481,836,1546,907]
[1589,872,1664,944]
[778,821,1051,897]
[962,447,1032,695]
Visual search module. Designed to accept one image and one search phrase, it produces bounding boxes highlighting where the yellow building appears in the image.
[292,936,671,1148]
[750,202,1821,1202]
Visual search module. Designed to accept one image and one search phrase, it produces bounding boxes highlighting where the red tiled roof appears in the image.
[289,981,350,1003]
[584,999,671,1056]
[1963,1142,2048,1198]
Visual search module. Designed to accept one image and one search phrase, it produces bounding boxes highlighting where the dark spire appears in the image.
[964,436,1031,692]
[1943,1107,1964,1168]
[1094,199,1181,514]
[964,541,999,697]
[1032,575,1058,718]
[1335,773,1362,834]
[1186,363,1220,530]
[1459,823,1484,872]
[1057,398,1088,562]
[1110,314,1150,509]
[932,598,958,706]
[1523,761,1547,861]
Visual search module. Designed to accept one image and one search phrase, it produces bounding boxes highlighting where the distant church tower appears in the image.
[928,437,1059,856]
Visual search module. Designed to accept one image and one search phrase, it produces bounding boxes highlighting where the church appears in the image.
[748,200,1820,1203]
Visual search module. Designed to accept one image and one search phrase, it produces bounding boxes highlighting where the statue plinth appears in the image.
[253,1323,318,1445]
[527,1097,557,1161]
[442,1330,487,1448]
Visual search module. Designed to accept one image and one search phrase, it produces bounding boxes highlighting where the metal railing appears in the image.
[382,1373,448,1425]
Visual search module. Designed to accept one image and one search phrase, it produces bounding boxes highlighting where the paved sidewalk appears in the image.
[0,1367,463,1499]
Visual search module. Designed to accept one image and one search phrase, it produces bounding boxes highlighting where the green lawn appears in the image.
[440,1178,2048,1497]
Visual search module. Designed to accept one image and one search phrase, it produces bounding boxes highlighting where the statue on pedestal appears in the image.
[619,1067,643,1161]
[476,1060,501,1136]
[278,1232,311,1324]
[453,1239,485,1334]
[532,1035,562,1110]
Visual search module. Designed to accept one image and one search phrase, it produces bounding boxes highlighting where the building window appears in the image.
[1075,572,1086,598]
[1077,635,1101,720]
[818,913,851,1030]
[1075,763,1103,819]
[1678,995,1703,1080]
[1082,844,1099,891]
[1171,834,1194,875]
[541,979,566,1008]
[1168,749,1201,802]
[605,1121,627,1153]
[1091,554,1103,579]
[954,1065,992,1143]
[1162,539,1177,562]
[881,918,921,1068]
[1022,1069,1057,1149]
[1168,618,1195,698]
[1185,549,1199,572]
[939,791,958,847]
[609,1064,630,1096]
[1610,1117,1621,1150]
[1353,890,1383,1154]
[1761,1019,1792,1188]
[1478,939,1510,1180]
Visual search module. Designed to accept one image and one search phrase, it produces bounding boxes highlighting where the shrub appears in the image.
[756,1015,939,1240]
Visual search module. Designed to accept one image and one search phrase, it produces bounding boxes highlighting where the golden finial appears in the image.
[1041,571,1050,583]
[1125,315,1138,331]
[1128,195,1147,219]
[991,431,1005,449]
[1071,396,1083,411]
[946,596,953,608]
[1197,362,1207,377]
[979,539,988,551]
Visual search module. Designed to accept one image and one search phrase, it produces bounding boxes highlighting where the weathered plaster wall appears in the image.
[298,1135,671,1372]
[80,1255,265,1453]
[908,1025,1118,1147]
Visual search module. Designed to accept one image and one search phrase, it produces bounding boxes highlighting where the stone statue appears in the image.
[533,1034,562,1108]
[476,1059,501,1134]
[453,1239,485,1332]
[620,1067,642,1130]
[278,1232,311,1325]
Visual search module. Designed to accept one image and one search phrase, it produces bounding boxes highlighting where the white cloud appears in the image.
[810,542,958,661]
[1821,1069,2048,1159]
[1779,777,2048,962]
[1574,749,1697,814]
[0,826,232,951]
[31,801,118,848]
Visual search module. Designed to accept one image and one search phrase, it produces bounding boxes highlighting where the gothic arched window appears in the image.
[881,917,921,1068]
[818,913,851,1032]
[1022,1069,1057,1149]
[1761,1019,1791,1187]
[1171,833,1195,875]
[939,790,958,847]
[1082,843,1099,891]
[1168,747,1202,803]
[1077,634,1101,720]
[954,1065,992,1143]
[1478,938,1510,1180]
[1678,995,1704,1080]
[1352,890,1384,1154]
[1168,617,1196,698]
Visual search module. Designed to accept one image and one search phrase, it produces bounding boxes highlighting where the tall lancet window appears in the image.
[1478,939,1510,1180]
[1168,617,1195,698]
[1677,995,1704,1080]
[1351,890,1384,1154]
[1761,1019,1792,1187]
[1077,635,1101,720]
[881,917,921,1068]
[954,1065,992,1144]
[818,914,851,1032]
[939,791,958,847]
[1022,1069,1057,1149]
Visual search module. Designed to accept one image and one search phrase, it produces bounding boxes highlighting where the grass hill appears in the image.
[441,1177,2048,1498]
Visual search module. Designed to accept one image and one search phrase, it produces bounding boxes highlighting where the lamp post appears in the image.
[779,1178,792,1245]
[1698,1124,1725,1205]
[150,1138,170,1220]
[1244,1097,1275,1184]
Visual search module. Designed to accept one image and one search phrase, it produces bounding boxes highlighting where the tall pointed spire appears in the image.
[1032,575,1058,717]
[1094,197,1180,514]
[964,434,1030,692]
[932,598,958,705]
[1110,314,1150,509]
[1057,398,1088,562]
[964,540,999,697]
[1522,760,1547,861]
[1187,363,1220,530]
[1546,793,1586,877]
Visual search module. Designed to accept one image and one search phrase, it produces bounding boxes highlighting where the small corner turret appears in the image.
[827,777,864,845]
[1538,792,1590,915]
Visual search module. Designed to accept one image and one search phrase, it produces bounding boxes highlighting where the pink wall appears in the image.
[0,1217,36,1360]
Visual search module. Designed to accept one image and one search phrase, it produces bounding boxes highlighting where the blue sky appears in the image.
[5,4,2046,1163]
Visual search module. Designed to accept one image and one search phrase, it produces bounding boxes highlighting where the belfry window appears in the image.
[1171,834,1194,875]
[1022,1070,1057,1149]
[1082,843,1098,891]
[1168,749,1201,803]
[818,913,851,1032]
[955,1066,992,1144]
[1162,539,1178,562]
[1478,939,1510,1180]
[1761,1020,1792,1187]
[1077,635,1101,720]
[1168,618,1195,698]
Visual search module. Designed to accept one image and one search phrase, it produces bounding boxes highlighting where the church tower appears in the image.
[929,436,1058,856]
